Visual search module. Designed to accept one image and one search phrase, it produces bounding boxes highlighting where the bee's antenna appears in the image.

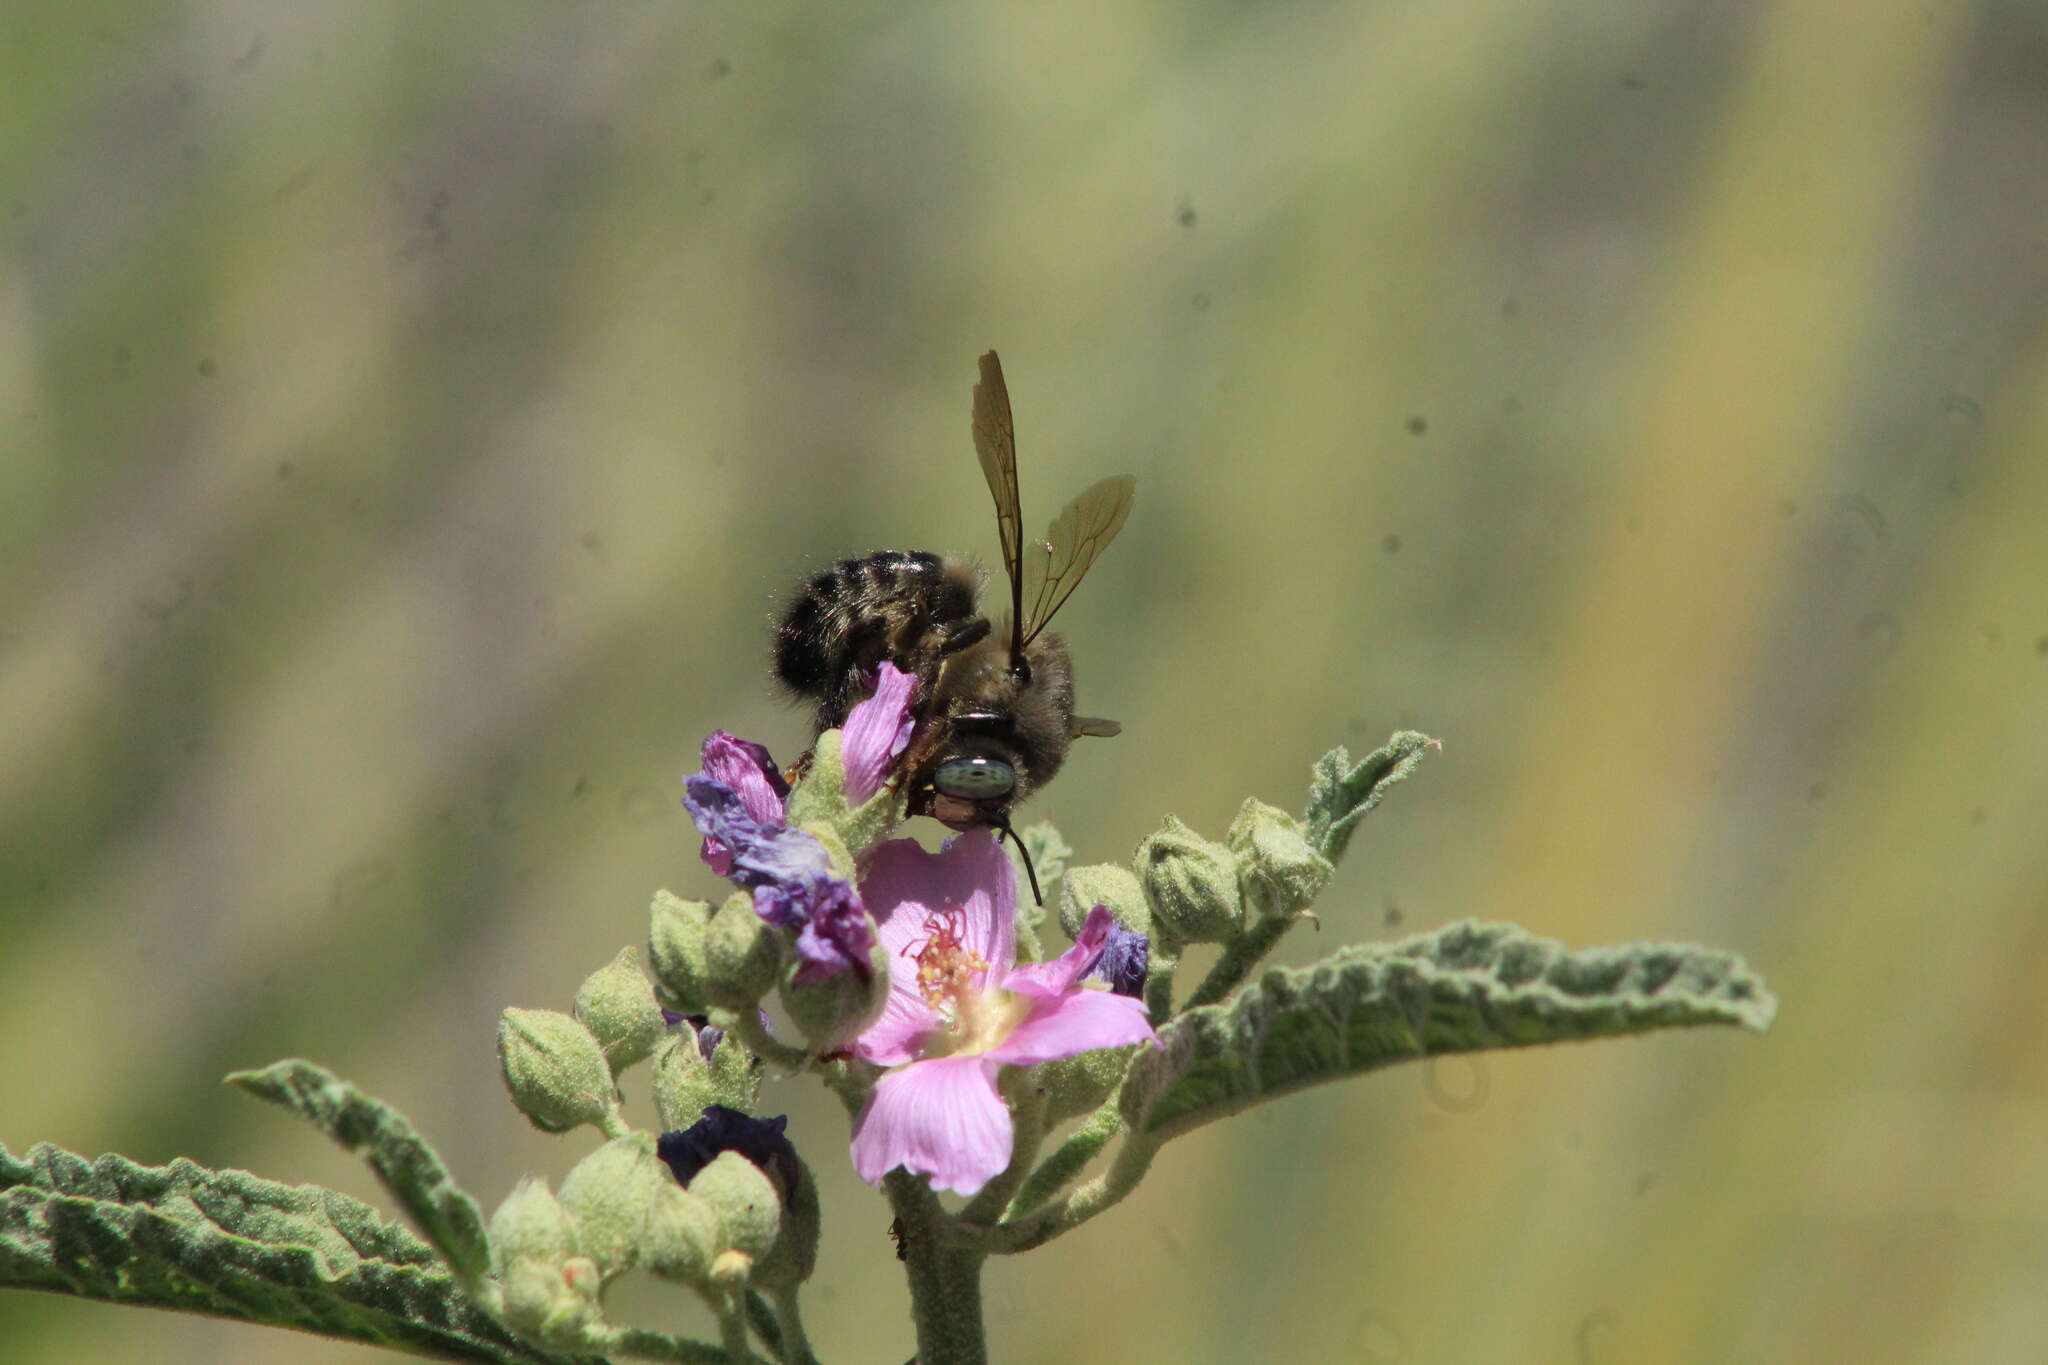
[994,814,1043,905]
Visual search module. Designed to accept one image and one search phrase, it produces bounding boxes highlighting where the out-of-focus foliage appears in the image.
[3,2,2045,1362]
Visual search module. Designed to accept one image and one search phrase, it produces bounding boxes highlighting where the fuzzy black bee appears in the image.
[773,351,1134,897]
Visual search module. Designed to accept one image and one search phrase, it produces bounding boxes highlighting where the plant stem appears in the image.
[886,1170,987,1364]
[1143,943,1179,1020]
[1184,917,1291,1010]
[1002,1097,1122,1221]
[771,1287,815,1365]
[720,1007,812,1074]
[716,1292,758,1363]
[987,1125,1159,1254]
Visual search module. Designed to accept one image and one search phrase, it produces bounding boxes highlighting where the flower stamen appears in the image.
[906,909,987,1011]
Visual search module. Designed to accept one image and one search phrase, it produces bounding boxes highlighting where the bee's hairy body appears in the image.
[772,548,1077,817]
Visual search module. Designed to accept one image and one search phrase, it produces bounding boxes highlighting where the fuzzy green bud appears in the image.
[643,1182,721,1285]
[1057,863,1150,942]
[705,892,783,1008]
[1227,797,1335,919]
[1137,815,1244,944]
[497,1008,615,1134]
[648,892,715,1013]
[489,1177,579,1274]
[690,1149,784,1267]
[779,938,891,1051]
[574,947,666,1074]
[555,1132,669,1280]
[652,1027,759,1131]
[496,1255,602,1348]
[1036,1041,1145,1124]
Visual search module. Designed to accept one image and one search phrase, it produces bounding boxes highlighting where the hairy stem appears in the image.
[887,1170,987,1364]
[987,1126,1159,1254]
[716,1293,758,1363]
[1143,943,1179,1021]
[720,1007,812,1075]
[1184,917,1291,1010]
[771,1287,815,1365]
[1002,1098,1123,1221]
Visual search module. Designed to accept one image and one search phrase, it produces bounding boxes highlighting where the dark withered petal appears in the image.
[658,1104,800,1195]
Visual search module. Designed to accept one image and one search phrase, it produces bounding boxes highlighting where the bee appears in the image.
[773,350,1134,899]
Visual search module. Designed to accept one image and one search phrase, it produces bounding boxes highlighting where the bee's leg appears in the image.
[931,616,991,657]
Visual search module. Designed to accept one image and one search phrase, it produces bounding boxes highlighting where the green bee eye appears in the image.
[935,757,1014,800]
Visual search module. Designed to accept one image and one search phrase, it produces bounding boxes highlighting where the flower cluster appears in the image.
[677,660,1158,1196]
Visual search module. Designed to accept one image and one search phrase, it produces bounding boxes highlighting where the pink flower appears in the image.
[849,832,1158,1195]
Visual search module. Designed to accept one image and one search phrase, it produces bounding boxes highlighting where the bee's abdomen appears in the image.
[773,550,977,729]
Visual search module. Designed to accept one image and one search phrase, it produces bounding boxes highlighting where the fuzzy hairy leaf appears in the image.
[0,1142,583,1364]
[1302,731,1438,863]
[1123,920,1776,1141]
[227,1059,493,1286]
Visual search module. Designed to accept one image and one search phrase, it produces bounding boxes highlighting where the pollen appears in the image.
[907,910,987,1011]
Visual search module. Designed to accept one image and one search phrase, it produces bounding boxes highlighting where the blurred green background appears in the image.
[5,2,2046,1361]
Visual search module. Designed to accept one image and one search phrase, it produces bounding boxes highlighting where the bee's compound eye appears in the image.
[934,756,1015,800]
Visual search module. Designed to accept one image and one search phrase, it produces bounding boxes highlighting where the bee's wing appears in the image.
[1019,474,1136,647]
[971,351,1027,660]
[1071,716,1122,739]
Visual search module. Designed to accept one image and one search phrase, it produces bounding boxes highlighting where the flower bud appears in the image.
[497,1008,615,1134]
[488,1177,578,1274]
[574,947,666,1075]
[1136,815,1244,944]
[496,1254,602,1348]
[648,892,715,1013]
[705,892,784,1008]
[779,938,890,1051]
[652,1023,759,1131]
[1227,798,1334,919]
[1035,1041,1144,1124]
[643,1182,721,1285]
[555,1132,668,1280]
[690,1149,783,1265]
[1057,863,1149,942]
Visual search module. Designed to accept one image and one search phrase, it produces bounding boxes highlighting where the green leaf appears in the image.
[1122,920,1776,1142]
[227,1058,493,1287]
[0,1142,587,1365]
[1302,730,1438,863]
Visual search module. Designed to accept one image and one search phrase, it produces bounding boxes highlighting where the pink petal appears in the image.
[841,662,917,804]
[988,989,1157,1067]
[852,982,939,1067]
[1002,906,1115,1000]
[861,832,1015,977]
[850,1055,1012,1195]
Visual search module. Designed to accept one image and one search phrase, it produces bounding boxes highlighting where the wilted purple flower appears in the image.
[657,1104,800,1195]
[696,732,790,875]
[681,662,922,986]
[848,833,1159,1196]
[684,776,875,984]
[1088,920,1150,999]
